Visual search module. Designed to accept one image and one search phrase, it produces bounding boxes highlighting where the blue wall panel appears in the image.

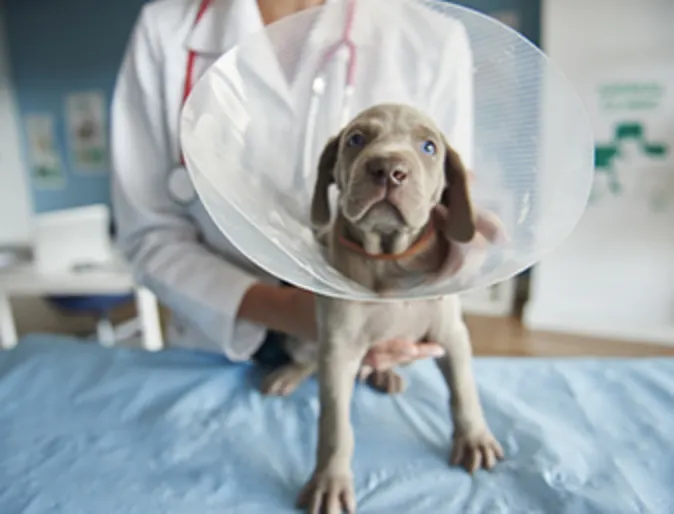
[4,0,149,213]
[5,0,540,217]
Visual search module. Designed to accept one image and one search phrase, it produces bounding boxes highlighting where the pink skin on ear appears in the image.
[474,209,509,245]
[430,204,509,280]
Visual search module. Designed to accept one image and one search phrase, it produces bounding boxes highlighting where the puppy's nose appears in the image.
[366,156,409,187]
[390,169,408,185]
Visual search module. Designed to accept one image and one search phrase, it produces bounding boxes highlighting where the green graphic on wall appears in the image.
[592,121,668,208]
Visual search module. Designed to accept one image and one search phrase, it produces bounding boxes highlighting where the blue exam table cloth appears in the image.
[0,334,672,514]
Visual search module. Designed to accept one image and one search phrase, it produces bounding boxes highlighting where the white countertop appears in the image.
[0,261,135,295]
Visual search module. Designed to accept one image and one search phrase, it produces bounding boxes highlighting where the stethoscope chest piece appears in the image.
[168,165,197,206]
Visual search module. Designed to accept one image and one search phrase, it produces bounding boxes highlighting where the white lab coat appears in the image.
[111,0,474,360]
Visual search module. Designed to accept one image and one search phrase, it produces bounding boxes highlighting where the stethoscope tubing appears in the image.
[301,0,358,187]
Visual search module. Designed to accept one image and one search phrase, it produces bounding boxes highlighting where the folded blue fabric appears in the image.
[0,334,672,514]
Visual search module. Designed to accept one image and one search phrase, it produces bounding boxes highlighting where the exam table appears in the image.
[0,334,672,513]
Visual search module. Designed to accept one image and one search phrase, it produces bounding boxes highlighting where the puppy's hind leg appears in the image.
[260,335,319,396]
[260,361,317,396]
[360,367,406,394]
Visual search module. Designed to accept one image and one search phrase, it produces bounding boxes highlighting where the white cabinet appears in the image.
[0,7,32,247]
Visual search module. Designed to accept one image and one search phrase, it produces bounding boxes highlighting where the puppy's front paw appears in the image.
[450,428,504,473]
[260,362,315,396]
[366,369,406,394]
[297,469,356,514]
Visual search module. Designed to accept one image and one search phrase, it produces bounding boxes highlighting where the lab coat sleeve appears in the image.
[429,20,475,171]
[110,7,267,360]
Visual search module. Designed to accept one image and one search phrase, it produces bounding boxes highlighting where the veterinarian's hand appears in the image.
[238,284,318,343]
[362,339,445,371]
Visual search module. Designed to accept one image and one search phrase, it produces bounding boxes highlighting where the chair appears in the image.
[47,293,138,347]
[34,204,151,348]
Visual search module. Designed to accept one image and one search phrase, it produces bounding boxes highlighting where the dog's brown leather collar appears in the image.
[337,221,436,261]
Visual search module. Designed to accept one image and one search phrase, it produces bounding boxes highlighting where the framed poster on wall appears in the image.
[64,90,109,174]
[23,113,66,189]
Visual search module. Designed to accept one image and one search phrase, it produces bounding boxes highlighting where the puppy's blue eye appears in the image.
[421,140,437,155]
[347,133,366,147]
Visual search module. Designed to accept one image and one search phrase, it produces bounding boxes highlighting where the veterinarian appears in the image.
[110,0,447,367]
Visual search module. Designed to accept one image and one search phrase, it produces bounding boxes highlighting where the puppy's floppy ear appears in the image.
[311,133,341,228]
[440,144,475,242]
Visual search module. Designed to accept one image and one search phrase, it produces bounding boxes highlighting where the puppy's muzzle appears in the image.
[365,155,410,187]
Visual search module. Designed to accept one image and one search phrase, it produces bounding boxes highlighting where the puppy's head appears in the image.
[311,104,475,242]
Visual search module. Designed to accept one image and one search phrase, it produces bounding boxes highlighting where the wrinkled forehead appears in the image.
[344,106,442,141]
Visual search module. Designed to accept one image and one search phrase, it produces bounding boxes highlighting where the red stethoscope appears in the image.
[180,0,214,167]
[168,0,213,206]
[169,0,358,205]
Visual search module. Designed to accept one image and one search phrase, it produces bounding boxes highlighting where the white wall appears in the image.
[0,7,33,246]
[525,0,674,344]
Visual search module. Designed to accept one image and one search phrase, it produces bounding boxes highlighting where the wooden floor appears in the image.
[466,315,674,357]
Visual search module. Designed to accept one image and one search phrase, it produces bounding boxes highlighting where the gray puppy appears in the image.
[264,104,503,514]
